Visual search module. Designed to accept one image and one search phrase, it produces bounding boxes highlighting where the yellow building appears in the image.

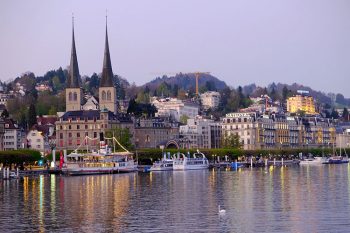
[287,95,316,115]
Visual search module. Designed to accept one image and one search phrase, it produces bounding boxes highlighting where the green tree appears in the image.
[157,82,171,97]
[331,108,339,119]
[136,91,150,104]
[342,108,349,121]
[1,109,9,118]
[171,84,179,97]
[282,85,289,101]
[48,106,57,115]
[270,87,280,101]
[180,114,189,124]
[221,133,241,149]
[205,81,216,91]
[27,103,37,129]
[105,127,133,150]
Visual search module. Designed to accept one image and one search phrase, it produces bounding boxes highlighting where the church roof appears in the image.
[60,110,132,123]
[100,23,114,88]
[66,20,81,88]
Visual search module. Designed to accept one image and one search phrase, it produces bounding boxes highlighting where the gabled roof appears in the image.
[4,118,19,130]
[29,124,52,136]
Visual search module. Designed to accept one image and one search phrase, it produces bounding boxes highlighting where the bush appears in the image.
[0,149,42,165]
[133,147,346,161]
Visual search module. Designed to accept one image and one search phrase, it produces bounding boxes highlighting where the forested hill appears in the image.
[143,73,227,92]
[242,82,350,107]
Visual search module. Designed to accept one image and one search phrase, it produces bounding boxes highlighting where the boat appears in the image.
[150,152,173,171]
[230,161,245,169]
[299,157,327,165]
[173,150,209,171]
[62,151,137,175]
[323,156,349,164]
[62,138,137,175]
[323,140,349,164]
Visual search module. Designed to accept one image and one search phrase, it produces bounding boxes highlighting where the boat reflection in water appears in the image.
[1,165,350,232]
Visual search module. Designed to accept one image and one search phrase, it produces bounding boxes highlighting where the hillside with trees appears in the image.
[2,67,350,128]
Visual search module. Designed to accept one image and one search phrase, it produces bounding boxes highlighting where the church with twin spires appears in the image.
[55,20,133,150]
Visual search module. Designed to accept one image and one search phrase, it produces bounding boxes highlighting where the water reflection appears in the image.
[0,166,350,232]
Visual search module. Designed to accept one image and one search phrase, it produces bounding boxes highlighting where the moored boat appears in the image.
[300,157,327,165]
[150,152,173,171]
[173,150,209,171]
[323,156,349,164]
[62,138,137,175]
[62,151,137,175]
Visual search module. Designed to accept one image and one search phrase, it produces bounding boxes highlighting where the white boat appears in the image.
[62,151,137,175]
[173,150,209,171]
[62,140,137,175]
[150,152,173,171]
[323,141,349,164]
[299,157,327,165]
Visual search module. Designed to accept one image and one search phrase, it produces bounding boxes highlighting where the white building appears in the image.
[221,112,257,150]
[336,129,350,150]
[179,116,221,149]
[35,84,52,92]
[200,91,220,110]
[27,125,54,154]
[0,93,13,106]
[3,119,24,150]
[151,97,199,122]
[82,95,99,110]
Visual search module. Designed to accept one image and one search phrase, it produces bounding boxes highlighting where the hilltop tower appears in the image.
[66,18,83,111]
[99,19,117,114]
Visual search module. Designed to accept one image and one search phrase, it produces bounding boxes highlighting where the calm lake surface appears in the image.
[1,165,350,233]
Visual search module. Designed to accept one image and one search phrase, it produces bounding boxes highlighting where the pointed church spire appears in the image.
[67,15,81,88]
[100,14,114,87]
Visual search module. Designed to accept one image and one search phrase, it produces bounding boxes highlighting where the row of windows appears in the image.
[59,140,98,147]
[224,118,249,123]
[101,90,112,101]
[223,124,251,130]
[68,92,78,101]
[59,124,108,130]
[61,132,98,139]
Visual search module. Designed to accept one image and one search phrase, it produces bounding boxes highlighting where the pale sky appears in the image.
[1,0,350,96]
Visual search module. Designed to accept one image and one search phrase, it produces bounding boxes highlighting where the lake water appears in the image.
[1,165,350,232]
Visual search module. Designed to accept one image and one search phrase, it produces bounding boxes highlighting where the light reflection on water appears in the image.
[1,165,350,232]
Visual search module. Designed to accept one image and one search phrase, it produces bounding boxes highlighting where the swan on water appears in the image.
[218,205,226,215]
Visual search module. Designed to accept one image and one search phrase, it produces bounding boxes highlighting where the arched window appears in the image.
[68,92,73,101]
[73,92,78,101]
[102,91,106,100]
[107,90,111,101]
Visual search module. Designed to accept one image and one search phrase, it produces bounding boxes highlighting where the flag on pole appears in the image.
[59,150,64,169]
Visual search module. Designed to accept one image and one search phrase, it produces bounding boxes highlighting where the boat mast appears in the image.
[113,131,116,153]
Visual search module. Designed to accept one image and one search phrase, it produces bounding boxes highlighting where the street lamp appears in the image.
[160,145,165,156]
